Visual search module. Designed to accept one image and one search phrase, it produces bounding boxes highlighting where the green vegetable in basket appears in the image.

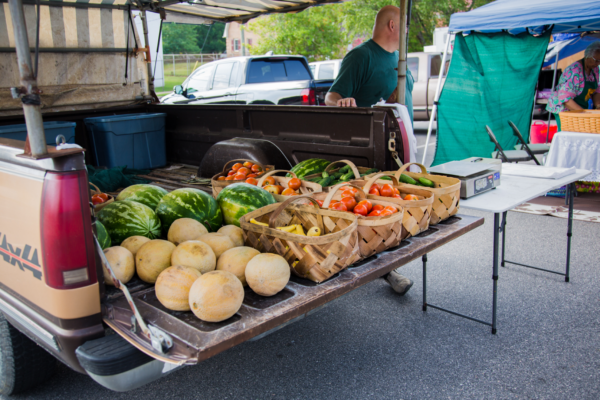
[399,174,418,185]
[418,177,435,187]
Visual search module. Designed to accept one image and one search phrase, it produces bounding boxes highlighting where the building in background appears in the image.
[223,22,262,57]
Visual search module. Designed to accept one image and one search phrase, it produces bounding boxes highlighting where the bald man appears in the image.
[325,5,414,119]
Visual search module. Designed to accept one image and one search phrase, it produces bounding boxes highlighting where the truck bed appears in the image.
[104,214,483,365]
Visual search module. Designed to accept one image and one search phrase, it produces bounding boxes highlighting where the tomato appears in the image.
[356,200,372,213]
[246,173,257,178]
[264,185,282,195]
[393,187,400,195]
[368,187,380,196]
[245,177,258,185]
[384,205,397,214]
[404,194,419,201]
[340,190,355,198]
[243,161,254,168]
[227,170,236,176]
[217,176,226,181]
[371,183,381,191]
[340,196,357,211]
[316,200,324,207]
[379,184,394,197]
[234,173,246,180]
[367,210,382,217]
[225,176,235,180]
[353,204,368,216]
[380,210,393,216]
[251,164,262,173]
[282,188,298,196]
[393,194,403,199]
[231,163,243,171]
[274,185,284,194]
[329,202,347,212]
[288,178,301,190]
[263,176,276,186]
[341,186,358,194]
[91,195,105,205]
[237,167,250,176]
[372,204,385,212]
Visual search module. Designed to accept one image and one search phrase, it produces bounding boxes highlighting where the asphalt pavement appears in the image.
[6,128,600,400]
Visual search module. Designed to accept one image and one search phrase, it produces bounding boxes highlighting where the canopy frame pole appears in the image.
[546,51,559,144]
[139,9,155,95]
[395,0,407,105]
[8,0,47,157]
[421,32,451,164]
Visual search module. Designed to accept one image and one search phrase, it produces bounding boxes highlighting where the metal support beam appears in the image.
[395,0,407,105]
[8,0,47,157]
[139,9,155,95]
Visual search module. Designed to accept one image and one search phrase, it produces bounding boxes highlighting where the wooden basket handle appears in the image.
[268,195,324,232]
[222,159,267,174]
[363,173,400,193]
[256,169,297,187]
[322,183,367,208]
[89,182,101,195]
[324,160,362,179]
[394,162,428,179]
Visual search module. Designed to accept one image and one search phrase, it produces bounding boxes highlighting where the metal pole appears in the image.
[422,253,427,311]
[139,10,155,94]
[8,0,47,157]
[395,0,407,105]
[240,23,246,57]
[565,182,574,282]
[492,213,500,334]
[546,51,559,143]
[421,33,451,164]
[172,54,174,76]
[501,211,507,267]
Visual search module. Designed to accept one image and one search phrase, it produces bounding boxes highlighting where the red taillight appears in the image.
[301,89,317,105]
[41,171,97,289]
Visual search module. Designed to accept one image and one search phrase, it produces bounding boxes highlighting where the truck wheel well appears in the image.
[249,100,275,105]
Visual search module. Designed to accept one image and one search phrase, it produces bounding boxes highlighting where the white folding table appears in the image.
[420,169,590,334]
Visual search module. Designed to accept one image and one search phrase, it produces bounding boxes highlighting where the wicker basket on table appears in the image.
[303,160,375,191]
[362,173,433,240]
[313,183,405,259]
[391,163,460,225]
[89,183,114,211]
[256,169,322,202]
[558,110,600,134]
[211,159,274,197]
[239,196,361,283]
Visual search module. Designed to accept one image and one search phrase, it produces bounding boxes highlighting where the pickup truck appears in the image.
[160,55,333,106]
[407,52,446,121]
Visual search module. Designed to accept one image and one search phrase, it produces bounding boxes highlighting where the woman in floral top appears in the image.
[546,41,600,131]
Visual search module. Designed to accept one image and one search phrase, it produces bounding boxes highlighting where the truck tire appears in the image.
[0,313,58,396]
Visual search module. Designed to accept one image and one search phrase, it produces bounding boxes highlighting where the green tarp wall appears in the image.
[432,31,551,166]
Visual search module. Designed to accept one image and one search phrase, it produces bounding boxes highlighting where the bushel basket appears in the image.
[256,169,322,202]
[314,184,405,259]
[211,159,274,197]
[239,196,360,283]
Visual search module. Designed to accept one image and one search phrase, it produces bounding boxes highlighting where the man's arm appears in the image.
[325,92,357,107]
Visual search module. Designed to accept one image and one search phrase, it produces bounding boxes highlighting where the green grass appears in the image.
[155,75,187,95]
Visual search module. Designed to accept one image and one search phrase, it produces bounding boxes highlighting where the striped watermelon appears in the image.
[287,158,330,179]
[156,188,222,233]
[95,221,111,250]
[216,183,276,227]
[116,184,168,210]
[97,201,161,245]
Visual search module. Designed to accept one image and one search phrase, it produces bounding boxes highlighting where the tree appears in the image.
[162,24,200,54]
[195,23,226,53]
[248,5,347,62]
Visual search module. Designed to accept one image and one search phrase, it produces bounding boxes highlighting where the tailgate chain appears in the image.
[94,237,173,354]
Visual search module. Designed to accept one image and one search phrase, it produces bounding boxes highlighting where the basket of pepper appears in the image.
[255,169,322,201]
[211,159,274,197]
[302,160,378,190]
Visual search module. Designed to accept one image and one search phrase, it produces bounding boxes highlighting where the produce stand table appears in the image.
[104,214,483,365]
[422,169,590,334]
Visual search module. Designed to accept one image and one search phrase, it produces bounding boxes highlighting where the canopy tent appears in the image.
[423,0,600,166]
[543,34,600,68]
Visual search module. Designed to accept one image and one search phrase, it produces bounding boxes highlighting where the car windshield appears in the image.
[247,59,311,84]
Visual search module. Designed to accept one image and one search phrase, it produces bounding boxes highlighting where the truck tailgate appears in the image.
[104,215,483,365]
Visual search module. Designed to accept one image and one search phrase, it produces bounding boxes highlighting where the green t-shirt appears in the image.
[329,39,414,122]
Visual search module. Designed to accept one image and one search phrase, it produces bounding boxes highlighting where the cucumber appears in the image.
[362,168,379,175]
[399,174,418,185]
[322,171,329,178]
[338,165,351,174]
[309,177,321,183]
[379,176,392,180]
[332,171,344,179]
[418,177,435,188]
[340,171,355,181]
[319,176,333,187]
[330,179,341,186]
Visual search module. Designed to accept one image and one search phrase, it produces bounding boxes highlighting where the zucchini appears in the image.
[418,177,435,188]
[399,174,418,185]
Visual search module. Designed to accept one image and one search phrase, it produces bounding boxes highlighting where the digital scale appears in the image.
[428,158,502,199]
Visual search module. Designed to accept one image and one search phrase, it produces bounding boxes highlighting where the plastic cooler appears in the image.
[0,121,76,145]
[84,113,167,169]
[530,120,557,144]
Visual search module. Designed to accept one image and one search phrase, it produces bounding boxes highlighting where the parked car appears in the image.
[160,55,333,106]
[309,59,342,80]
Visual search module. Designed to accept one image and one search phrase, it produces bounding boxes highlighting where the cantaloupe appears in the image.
[197,233,235,259]
[245,253,290,296]
[136,239,176,283]
[171,240,216,274]
[168,218,208,246]
[216,247,260,286]
[188,270,244,322]
[103,246,135,285]
[155,266,202,311]
[217,225,244,247]
[120,236,151,257]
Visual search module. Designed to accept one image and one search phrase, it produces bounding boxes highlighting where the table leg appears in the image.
[501,211,507,267]
[422,253,427,312]
[492,213,500,335]
[565,182,574,282]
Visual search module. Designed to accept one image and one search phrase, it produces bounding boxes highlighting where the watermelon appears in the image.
[287,158,330,179]
[156,188,222,233]
[97,201,162,245]
[216,183,276,227]
[116,184,168,210]
[95,221,111,250]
